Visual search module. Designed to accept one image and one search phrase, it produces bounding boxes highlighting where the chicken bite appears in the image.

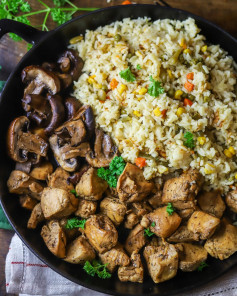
[197,191,226,218]
[141,206,182,238]
[143,242,178,283]
[117,163,155,203]
[48,167,74,191]
[167,225,199,243]
[20,195,38,211]
[187,211,220,240]
[84,214,118,253]
[27,203,45,229]
[100,197,127,226]
[41,220,67,258]
[124,202,152,229]
[75,199,97,219]
[64,235,96,264]
[118,251,144,283]
[125,224,148,255]
[225,190,237,213]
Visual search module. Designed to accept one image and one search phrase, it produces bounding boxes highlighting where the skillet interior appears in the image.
[1,4,237,296]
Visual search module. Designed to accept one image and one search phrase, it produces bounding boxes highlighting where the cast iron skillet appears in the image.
[0,3,237,296]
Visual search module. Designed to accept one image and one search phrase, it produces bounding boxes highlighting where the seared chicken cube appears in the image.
[64,235,96,264]
[125,224,147,255]
[84,214,118,253]
[225,190,237,213]
[48,167,74,191]
[41,220,67,258]
[143,242,178,283]
[187,211,220,240]
[197,191,226,218]
[20,195,38,211]
[148,191,164,209]
[118,251,144,283]
[141,206,182,238]
[76,167,108,201]
[59,218,78,241]
[176,243,208,272]
[167,225,199,243]
[30,161,53,180]
[117,163,155,203]
[27,203,44,229]
[204,222,237,260]
[177,207,197,220]
[41,187,78,219]
[99,243,130,272]
[75,199,97,219]
[100,197,127,226]
[124,212,139,229]
[124,202,152,229]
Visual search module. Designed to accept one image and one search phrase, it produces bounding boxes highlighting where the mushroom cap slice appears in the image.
[65,97,82,120]
[22,65,61,95]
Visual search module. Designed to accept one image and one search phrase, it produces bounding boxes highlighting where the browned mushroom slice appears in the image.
[47,167,74,191]
[65,97,82,120]
[204,221,237,260]
[176,243,208,272]
[167,225,199,243]
[7,170,44,200]
[7,116,48,163]
[143,242,178,283]
[125,224,147,255]
[197,190,226,218]
[64,235,96,264]
[118,251,143,283]
[117,163,155,203]
[22,65,61,95]
[99,243,130,273]
[75,199,97,219]
[187,211,220,240]
[225,189,237,213]
[57,73,73,89]
[27,203,45,229]
[86,129,118,167]
[41,187,78,219]
[100,197,127,226]
[41,220,67,258]
[15,161,32,174]
[141,206,182,238]
[75,167,108,201]
[73,105,95,139]
[30,161,53,181]
[19,195,38,210]
[84,214,118,253]
[23,80,45,97]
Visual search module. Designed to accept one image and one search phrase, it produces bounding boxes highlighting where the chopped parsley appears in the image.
[136,64,141,70]
[183,131,195,149]
[197,261,209,272]
[97,156,126,188]
[119,68,136,82]
[70,189,78,197]
[151,221,156,227]
[166,202,175,216]
[83,260,111,279]
[148,76,164,97]
[144,227,155,237]
[65,217,86,229]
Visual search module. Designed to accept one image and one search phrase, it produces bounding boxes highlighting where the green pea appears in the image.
[114,34,122,42]
[102,85,108,91]
[188,94,195,101]
[204,96,210,102]
[167,88,175,98]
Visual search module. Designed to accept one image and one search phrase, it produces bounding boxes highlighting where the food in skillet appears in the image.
[6,17,237,284]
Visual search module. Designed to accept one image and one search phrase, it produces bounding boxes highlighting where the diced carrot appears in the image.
[106,95,111,100]
[122,0,132,4]
[135,157,146,168]
[184,81,194,92]
[161,109,167,118]
[110,79,118,90]
[183,98,193,107]
[186,72,194,80]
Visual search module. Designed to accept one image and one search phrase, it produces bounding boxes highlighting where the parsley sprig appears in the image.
[148,76,164,97]
[119,68,136,82]
[183,131,195,149]
[197,261,209,272]
[144,227,154,237]
[83,260,111,279]
[70,189,78,197]
[166,202,175,216]
[65,217,86,229]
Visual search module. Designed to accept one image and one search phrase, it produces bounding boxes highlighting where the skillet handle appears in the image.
[0,19,48,45]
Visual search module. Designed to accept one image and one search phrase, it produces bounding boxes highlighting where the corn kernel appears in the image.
[135,50,143,57]
[229,146,235,155]
[167,69,173,79]
[235,173,237,180]
[174,90,183,100]
[118,84,127,94]
[133,110,142,117]
[87,75,96,84]
[138,87,147,95]
[94,83,102,89]
[183,48,191,54]
[180,38,186,48]
[201,45,207,53]
[176,107,185,117]
[224,149,233,158]
[153,107,162,117]
[204,168,215,174]
[197,137,206,145]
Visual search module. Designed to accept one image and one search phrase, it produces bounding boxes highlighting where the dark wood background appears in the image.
[0,0,237,295]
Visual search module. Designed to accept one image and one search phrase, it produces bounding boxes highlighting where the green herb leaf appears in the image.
[144,227,154,237]
[148,76,164,97]
[183,131,195,149]
[20,2,31,12]
[109,156,126,175]
[52,0,67,7]
[70,189,78,197]
[136,64,141,70]
[65,217,86,229]
[151,221,156,227]
[51,8,72,25]
[166,202,175,216]
[119,68,136,82]
[27,43,33,51]
[83,260,111,279]
[197,261,209,272]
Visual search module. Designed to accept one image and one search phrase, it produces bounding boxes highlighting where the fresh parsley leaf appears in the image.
[52,0,67,7]
[65,217,86,229]
[27,43,33,51]
[144,227,154,237]
[83,260,111,279]
[0,81,5,92]
[136,64,141,70]
[70,189,78,197]
[9,33,22,41]
[197,261,209,272]
[109,156,126,175]
[51,8,72,25]
[183,131,195,149]
[151,221,156,227]
[119,68,136,82]
[148,76,164,97]
[166,202,175,216]
[20,2,31,12]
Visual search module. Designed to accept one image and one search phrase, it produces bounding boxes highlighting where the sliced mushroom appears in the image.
[57,73,73,89]
[65,97,82,120]
[23,80,44,97]
[22,65,61,95]
[86,129,118,167]
[7,116,48,163]
[15,161,32,174]
[73,105,95,140]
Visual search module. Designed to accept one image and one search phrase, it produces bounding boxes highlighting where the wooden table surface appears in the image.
[0,0,236,295]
